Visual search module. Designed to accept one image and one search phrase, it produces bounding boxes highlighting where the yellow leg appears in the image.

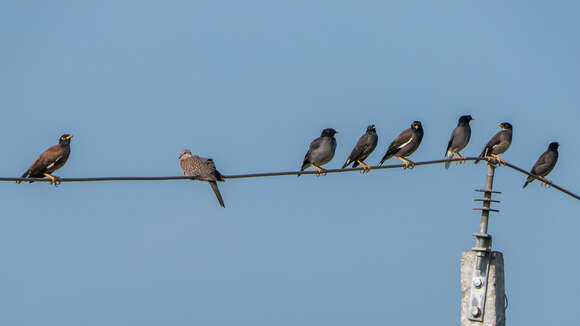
[312,164,327,176]
[357,160,371,172]
[44,173,60,186]
[491,154,505,165]
[542,178,552,188]
[396,157,414,169]
[454,153,466,164]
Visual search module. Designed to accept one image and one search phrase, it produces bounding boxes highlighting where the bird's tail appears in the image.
[298,161,309,177]
[522,176,534,189]
[209,181,225,208]
[379,153,390,166]
[380,148,397,166]
[214,170,225,182]
[444,151,453,169]
[16,170,29,184]
[474,147,489,164]
[341,159,351,169]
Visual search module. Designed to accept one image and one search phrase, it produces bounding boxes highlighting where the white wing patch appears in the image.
[397,137,413,149]
[45,156,62,170]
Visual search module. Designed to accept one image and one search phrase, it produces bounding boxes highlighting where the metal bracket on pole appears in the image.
[467,162,500,322]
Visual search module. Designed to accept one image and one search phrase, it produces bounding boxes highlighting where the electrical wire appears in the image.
[2,157,578,201]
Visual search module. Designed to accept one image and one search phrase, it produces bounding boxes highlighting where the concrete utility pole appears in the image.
[461,162,506,326]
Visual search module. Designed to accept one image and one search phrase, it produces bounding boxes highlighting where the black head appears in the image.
[58,134,73,145]
[548,142,559,150]
[321,128,339,137]
[498,122,512,130]
[458,115,474,124]
[411,121,422,131]
[366,125,377,133]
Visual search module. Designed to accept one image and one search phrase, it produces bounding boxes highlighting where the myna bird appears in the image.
[179,149,225,208]
[342,124,378,172]
[18,134,73,185]
[298,128,338,176]
[474,122,513,164]
[523,142,559,188]
[444,115,474,169]
[379,121,424,169]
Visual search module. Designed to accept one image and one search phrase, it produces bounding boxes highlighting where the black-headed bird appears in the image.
[523,142,559,188]
[475,122,513,165]
[379,121,424,169]
[18,134,73,185]
[444,115,474,169]
[298,128,338,176]
[342,125,378,172]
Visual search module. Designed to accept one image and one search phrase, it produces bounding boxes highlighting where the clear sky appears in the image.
[1,1,579,325]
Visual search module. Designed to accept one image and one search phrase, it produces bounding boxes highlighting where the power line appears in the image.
[2,157,578,201]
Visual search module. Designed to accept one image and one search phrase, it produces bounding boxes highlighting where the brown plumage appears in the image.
[179,149,225,207]
[18,134,73,185]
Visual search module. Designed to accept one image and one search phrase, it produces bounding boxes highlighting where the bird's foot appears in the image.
[397,157,414,170]
[312,165,327,176]
[44,173,61,186]
[357,160,372,173]
[542,179,552,188]
[455,153,466,164]
[491,154,505,165]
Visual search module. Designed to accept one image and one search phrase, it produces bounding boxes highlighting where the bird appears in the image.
[298,128,338,176]
[379,121,424,169]
[523,142,559,188]
[474,122,513,165]
[179,149,225,208]
[342,124,378,172]
[18,134,74,185]
[444,115,474,169]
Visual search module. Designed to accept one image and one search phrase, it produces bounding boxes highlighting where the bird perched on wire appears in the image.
[342,124,378,172]
[523,142,559,188]
[474,122,513,165]
[18,134,74,185]
[179,149,225,207]
[379,121,423,169]
[444,115,474,169]
[298,128,338,176]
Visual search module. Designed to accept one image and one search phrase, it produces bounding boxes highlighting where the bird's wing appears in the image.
[200,157,224,181]
[349,134,370,160]
[200,157,216,169]
[308,137,323,152]
[388,128,413,153]
[445,129,456,155]
[478,130,503,159]
[485,131,503,149]
[28,145,62,176]
[302,137,323,167]
[531,151,555,175]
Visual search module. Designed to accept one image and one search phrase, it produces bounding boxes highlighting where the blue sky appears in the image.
[1,1,579,325]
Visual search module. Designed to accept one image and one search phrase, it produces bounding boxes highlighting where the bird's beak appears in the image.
[497,123,503,128]
[66,134,74,140]
[372,125,376,129]
[471,117,475,120]
[335,131,339,134]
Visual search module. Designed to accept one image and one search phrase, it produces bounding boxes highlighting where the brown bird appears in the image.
[179,149,225,207]
[18,134,73,185]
